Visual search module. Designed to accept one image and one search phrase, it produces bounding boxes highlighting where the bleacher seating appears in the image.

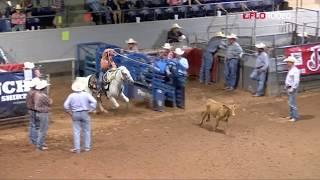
[0,0,286,32]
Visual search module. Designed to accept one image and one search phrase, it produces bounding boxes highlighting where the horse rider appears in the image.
[97,48,117,92]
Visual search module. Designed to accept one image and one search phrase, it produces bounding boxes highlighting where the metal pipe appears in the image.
[302,22,306,44]
[317,10,320,40]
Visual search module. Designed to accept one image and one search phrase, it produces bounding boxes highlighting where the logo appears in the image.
[0,80,31,102]
[307,45,320,72]
[242,12,292,20]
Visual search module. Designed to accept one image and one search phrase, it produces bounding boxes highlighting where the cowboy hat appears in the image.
[162,43,173,50]
[71,81,84,92]
[171,23,182,29]
[226,33,238,39]
[15,4,22,10]
[29,77,41,88]
[35,80,50,90]
[255,42,266,49]
[125,38,137,44]
[214,31,225,37]
[174,48,184,55]
[297,32,309,37]
[284,56,296,63]
[24,62,35,69]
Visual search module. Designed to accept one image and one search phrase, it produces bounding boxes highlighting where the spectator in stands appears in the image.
[224,34,243,91]
[284,56,300,122]
[87,0,112,24]
[11,4,26,31]
[140,0,165,7]
[167,23,186,43]
[125,38,139,53]
[167,0,183,6]
[0,47,8,64]
[185,0,202,5]
[250,43,269,97]
[26,77,41,146]
[20,0,33,9]
[34,80,52,151]
[160,43,174,59]
[52,0,65,28]
[106,0,122,24]
[26,10,40,30]
[4,1,13,18]
[64,81,97,153]
[199,31,226,85]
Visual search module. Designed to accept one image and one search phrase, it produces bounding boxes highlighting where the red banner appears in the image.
[284,44,320,75]
[0,64,24,72]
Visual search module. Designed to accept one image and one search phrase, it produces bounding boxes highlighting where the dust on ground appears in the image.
[0,76,320,179]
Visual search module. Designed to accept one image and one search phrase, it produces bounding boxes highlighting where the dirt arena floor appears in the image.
[1,76,320,179]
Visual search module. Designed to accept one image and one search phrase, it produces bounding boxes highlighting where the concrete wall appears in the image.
[2,10,315,64]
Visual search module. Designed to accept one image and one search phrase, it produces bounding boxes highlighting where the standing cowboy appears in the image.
[173,48,189,108]
[224,34,243,91]
[284,56,300,122]
[250,43,269,97]
[26,77,41,145]
[64,81,97,153]
[199,31,226,85]
[97,48,117,91]
[167,23,186,43]
[160,43,174,59]
[34,80,52,151]
[125,38,139,53]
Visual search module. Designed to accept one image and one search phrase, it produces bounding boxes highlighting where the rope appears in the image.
[107,48,154,67]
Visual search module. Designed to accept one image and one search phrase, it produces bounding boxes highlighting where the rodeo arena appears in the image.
[2,0,320,179]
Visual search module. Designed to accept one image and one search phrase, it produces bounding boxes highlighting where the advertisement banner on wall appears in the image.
[0,72,31,119]
[284,43,320,75]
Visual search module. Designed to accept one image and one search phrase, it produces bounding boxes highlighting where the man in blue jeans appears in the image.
[284,56,300,122]
[224,34,243,91]
[250,43,269,97]
[199,31,226,85]
[26,77,41,145]
[64,81,97,153]
[34,80,52,151]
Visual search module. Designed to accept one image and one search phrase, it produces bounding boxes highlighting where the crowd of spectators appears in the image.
[0,0,64,32]
[0,0,283,32]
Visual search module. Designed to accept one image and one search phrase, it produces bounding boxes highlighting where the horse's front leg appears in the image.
[98,100,108,113]
[95,91,108,113]
[120,92,129,109]
[109,96,120,109]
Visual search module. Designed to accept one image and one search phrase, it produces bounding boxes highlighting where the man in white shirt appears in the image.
[284,56,300,122]
[173,48,189,108]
